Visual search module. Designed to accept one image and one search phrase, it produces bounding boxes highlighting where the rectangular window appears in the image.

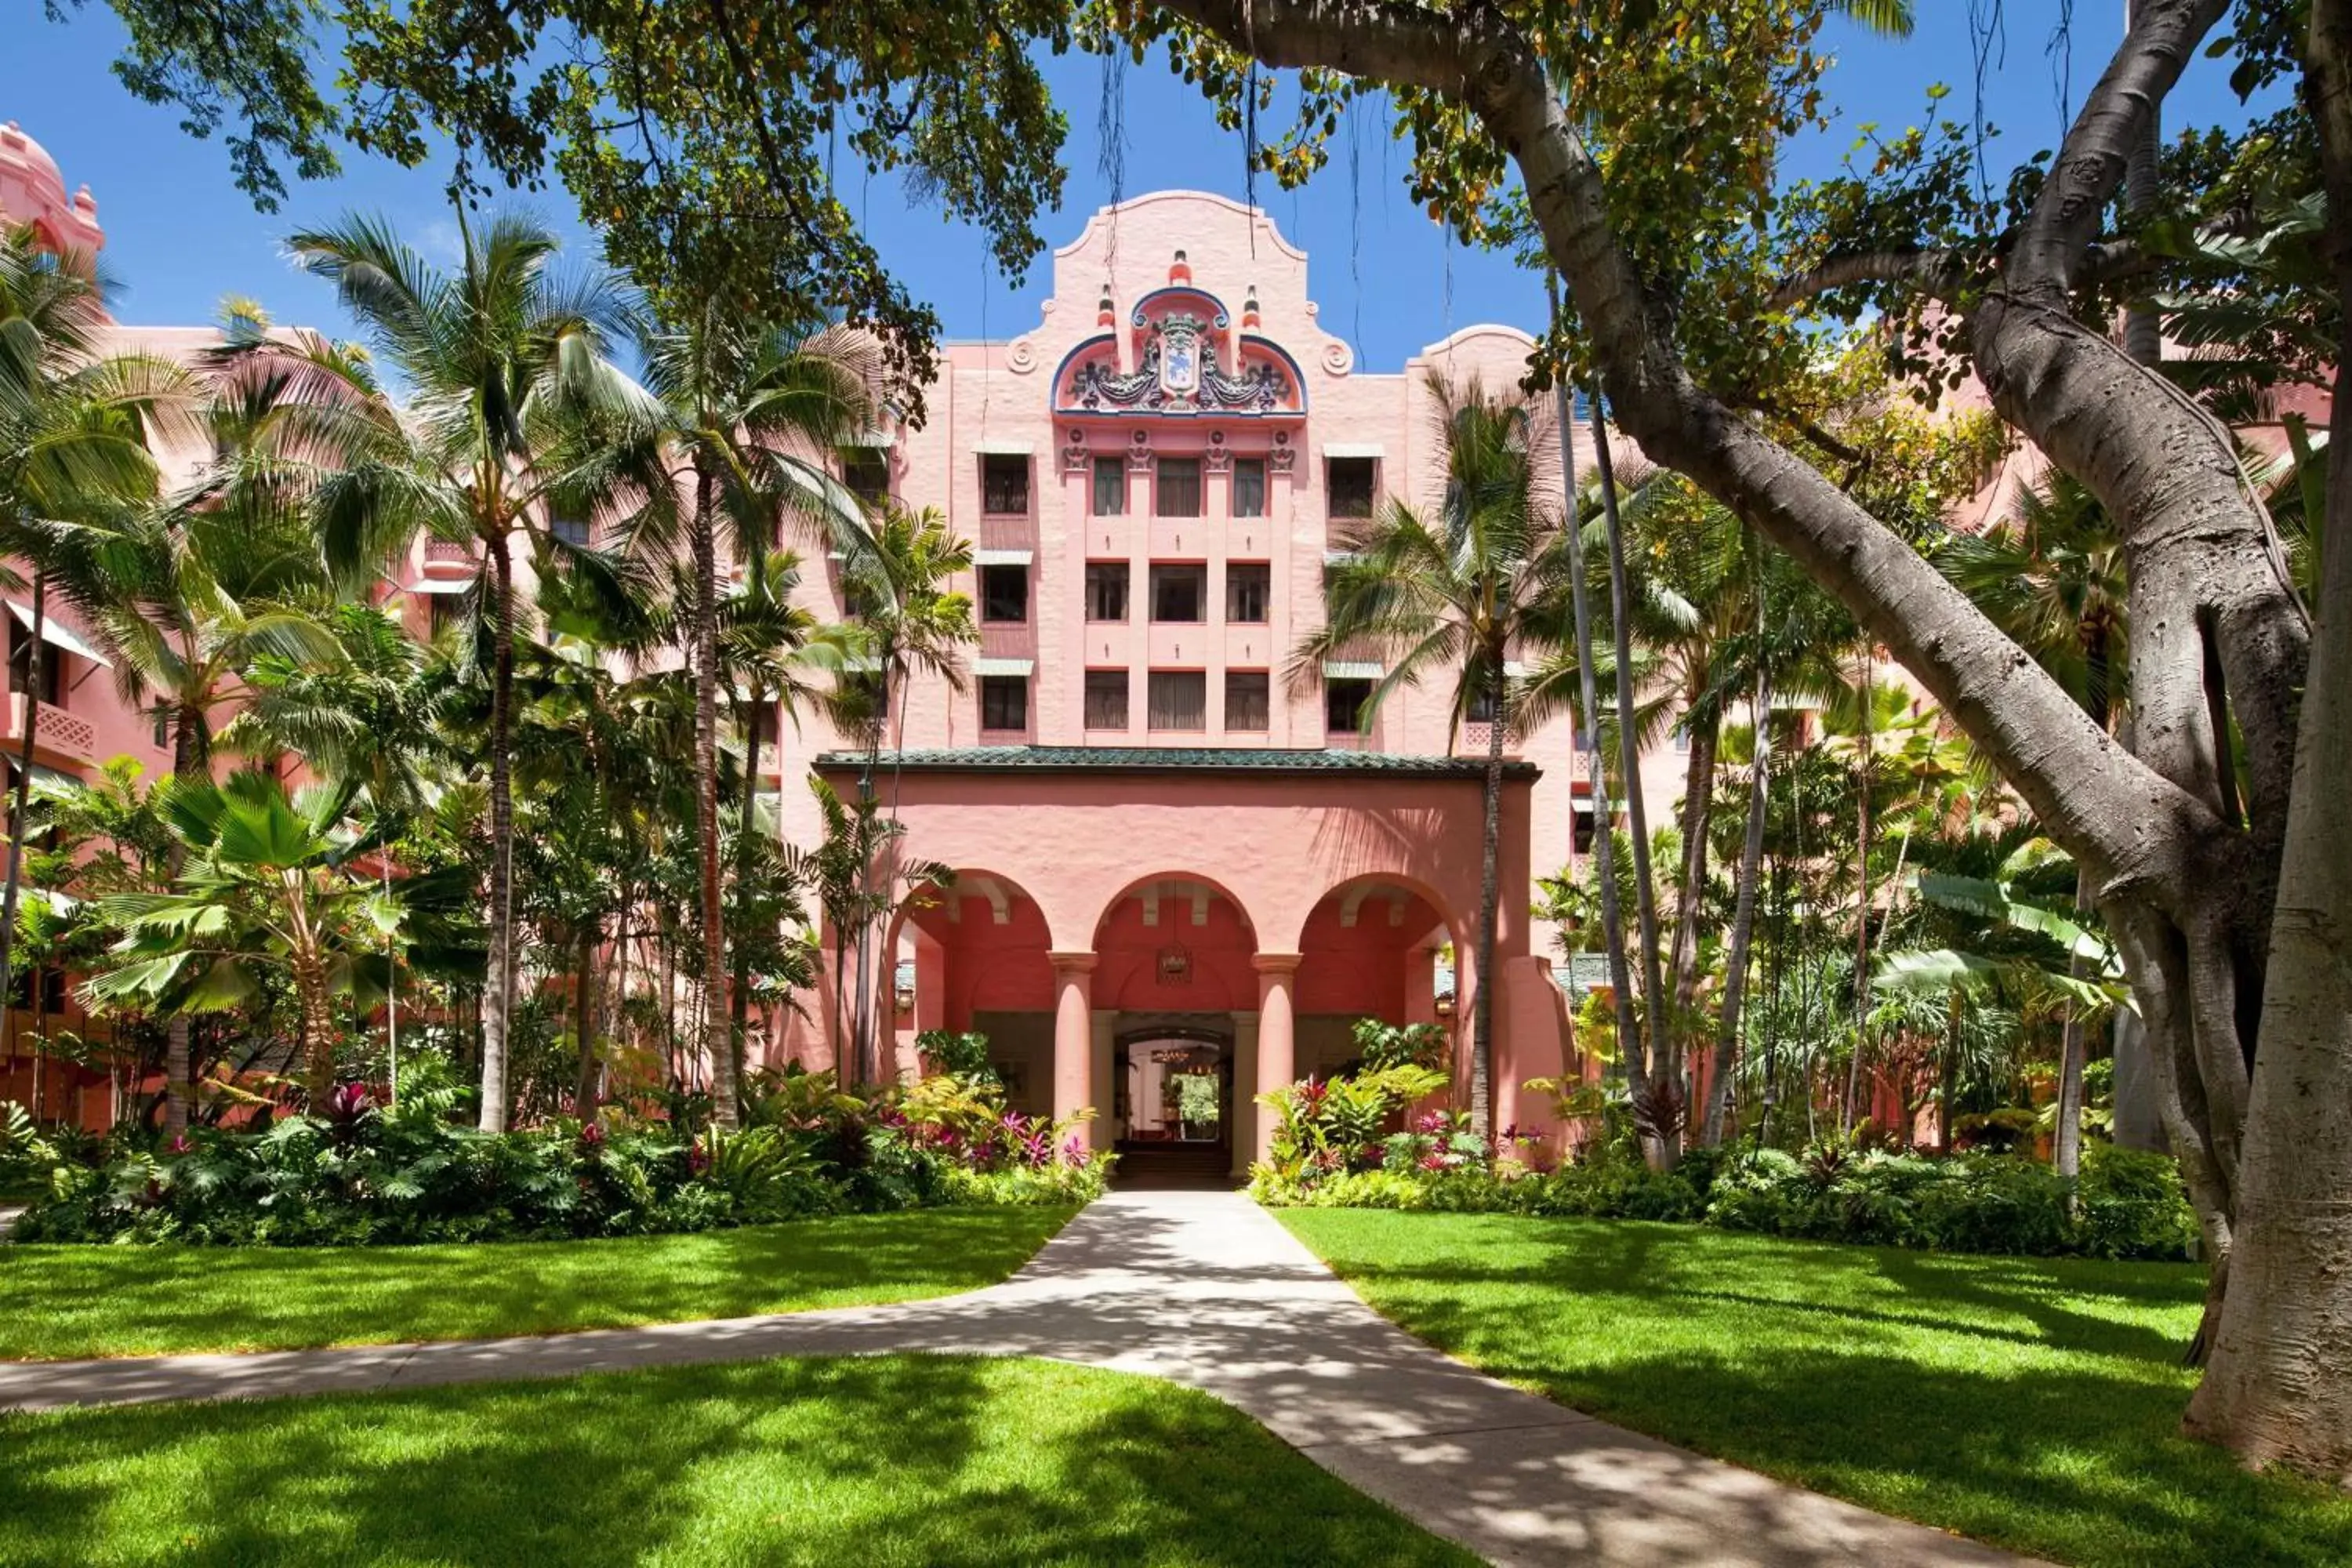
[1232,458,1267,518]
[550,517,591,548]
[1468,684,1501,724]
[1327,456,1377,519]
[1150,564,1207,622]
[746,706,779,753]
[981,453,1031,514]
[844,453,890,506]
[1156,457,1203,517]
[979,675,1029,731]
[1225,563,1270,624]
[1084,669,1130,729]
[978,563,1029,623]
[1148,670,1207,731]
[1092,456,1127,517]
[428,593,463,641]
[1225,670,1270,732]
[1084,561,1130,622]
[9,626,64,706]
[1326,676,1374,735]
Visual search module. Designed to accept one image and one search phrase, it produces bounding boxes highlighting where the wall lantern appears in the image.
[1433,990,1456,1019]
[1157,942,1195,985]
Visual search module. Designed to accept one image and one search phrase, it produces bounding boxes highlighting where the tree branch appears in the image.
[1152,0,2220,907]
[2009,0,2227,302]
[1768,248,1964,310]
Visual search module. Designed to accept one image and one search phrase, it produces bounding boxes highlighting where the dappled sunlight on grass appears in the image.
[0,1207,1073,1359]
[0,1356,1476,1567]
[1280,1210,2352,1568]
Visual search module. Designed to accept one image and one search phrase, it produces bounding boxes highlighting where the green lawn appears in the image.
[0,1207,1072,1360]
[1279,1209,2352,1568]
[0,1354,1474,1568]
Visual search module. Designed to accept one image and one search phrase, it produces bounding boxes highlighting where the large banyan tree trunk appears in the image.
[1156,0,2336,1475]
[2180,0,2352,1477]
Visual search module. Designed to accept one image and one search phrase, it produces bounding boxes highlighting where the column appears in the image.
[1404,946,1439,1026]
[1049,952,1098,1150]
[1090,1009,1118,1144]
[1252,953,1301,1166]
[1229,1010,1261,1178]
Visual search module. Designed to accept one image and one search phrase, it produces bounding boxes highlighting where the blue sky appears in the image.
[2,6,2274,371]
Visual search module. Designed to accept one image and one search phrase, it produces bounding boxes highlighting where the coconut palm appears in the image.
[282,209,649,1132]
[617,310,877,1126]
[1294,372,1573,1140]
[83,771,401,1105]
[834,504,975,1087]
[0,227,194,1096]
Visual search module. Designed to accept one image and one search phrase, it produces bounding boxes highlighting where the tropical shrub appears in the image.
[1255,1120,2197,1262]
[6,1058,1111,1246]
[1255,1062,1450,1185]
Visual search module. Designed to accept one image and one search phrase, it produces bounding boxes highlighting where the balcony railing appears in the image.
[3,695,96,767]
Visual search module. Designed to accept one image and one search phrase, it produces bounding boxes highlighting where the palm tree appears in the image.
[1940,469,2126,1179]
[1294,372,1571,1140]
[835,505,974,1087]
[713,550,863,1077]
[84,771,401,1105]
[285,209,648,1132]
[620,310,877,1127]
[0,228,192,1086]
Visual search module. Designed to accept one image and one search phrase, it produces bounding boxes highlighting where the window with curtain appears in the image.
[1092,456,1127,516]
[979,675,1029,731]
[1084,669,1130,729]
[1156,457,1203,517]
[7,625,63,706]
[1085,561,1130,621]
[1225,670,1270,731]
[844,453,890,506]
[1231,458,1267,518]
[1148,670,1207,731]
[1326,456,1376,518]
[1326,676,1374,735]
[981,453,1031,514]
[1225,563,1270,623]
[979,563,1029,623]
[1150,564,1207,622]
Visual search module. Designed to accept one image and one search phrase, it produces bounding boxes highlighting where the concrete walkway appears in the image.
[1,1190,2027,1567]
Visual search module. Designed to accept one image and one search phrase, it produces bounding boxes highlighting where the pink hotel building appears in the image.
[773,191,1626,1171]
[5,122,1613,1160]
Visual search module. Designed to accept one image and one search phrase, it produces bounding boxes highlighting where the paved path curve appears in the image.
[2,1190,2031,1567]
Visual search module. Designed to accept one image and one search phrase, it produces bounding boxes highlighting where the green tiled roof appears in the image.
[813,746,1539,781]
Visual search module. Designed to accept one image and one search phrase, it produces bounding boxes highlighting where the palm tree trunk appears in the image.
[1591,382,1673,1163]
[0,571,47,1103]
[729,691,763,1073]
[1544,287,1639,1099]
[1704,658,1775,1146]
[1468,663,1504,1141]
[478,530,517,1133]
[573,931,600,1113]
[161,708,200,1134]
[290,945,338,1105]
[691,470,737,1129]
[1668,705,1720,1084]
[1847,647,1875,1134]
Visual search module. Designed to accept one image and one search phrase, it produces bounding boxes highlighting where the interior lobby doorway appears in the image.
[1113,1023,1235,1185]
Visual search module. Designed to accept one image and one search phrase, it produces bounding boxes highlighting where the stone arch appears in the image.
[1291,873,1471,1082]
[873,869,1058,1101]
[1088,871,1262,1016]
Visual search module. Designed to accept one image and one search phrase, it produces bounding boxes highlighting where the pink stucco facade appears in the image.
[771,192,1605,1167]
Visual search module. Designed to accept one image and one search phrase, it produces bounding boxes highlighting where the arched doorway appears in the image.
[1113,1022,1236,1181]
[1093,874,1259,1182]
[883,869,1055,1110]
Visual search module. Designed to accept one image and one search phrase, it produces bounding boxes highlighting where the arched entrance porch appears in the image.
[1088,875,1258,1181]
